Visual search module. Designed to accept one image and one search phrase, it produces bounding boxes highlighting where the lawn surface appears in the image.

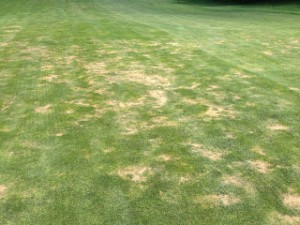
[0,0,300,224]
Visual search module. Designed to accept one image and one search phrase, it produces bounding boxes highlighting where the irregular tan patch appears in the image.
[35,104,52,113]
[117,166,152,182]
[157,154,173,161]
[222,175,242,186]
[106,97,145,110]
[55,133,64,137]
[41,74,58,82]
[190,143,225,161]
[94,89,106,95]
[149,90,167,108]
[40,64,53,71]
[283,194,300,211]
[206,85,219,91]
[0,42,8,47]
[124,72,171,87]
[85,62,107,75]
[0,185,7,196]
[269,124,289,131]
[65,55,78,65]
[201,150,224,161]
[195,194,240,207]
[179,175,192,183]
[289,87,300,92]
[263,51,273,56]
[269,212,300,224]
[249,160,271,174]
[251,146,266,156]
[204,105,236,119]
[234,71,251,79]
[182,97,207,105]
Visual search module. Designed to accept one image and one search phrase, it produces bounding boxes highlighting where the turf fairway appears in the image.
[0,0,300,224]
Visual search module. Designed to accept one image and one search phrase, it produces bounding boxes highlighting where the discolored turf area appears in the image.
[0,0,299,224]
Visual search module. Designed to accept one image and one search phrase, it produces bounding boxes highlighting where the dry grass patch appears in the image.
[249,160,271,174]
[251,146,266,156]
[156,154,173,162]
[234,71,251,79]
[85,62,107,75]
[41,74,58,82]
[190,143,225,161]
[204,105,237,119]
[0,185,7,196]
[148,90,168,108]
[269,212,300,224]
[35,104,52,113]
[195,194,240,207]
[117,166,152,182]
[269,124,289,131]
[283,194,300,211]
[222,175,242,187]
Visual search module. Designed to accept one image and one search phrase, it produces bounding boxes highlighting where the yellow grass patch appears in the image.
[283,194,300,211]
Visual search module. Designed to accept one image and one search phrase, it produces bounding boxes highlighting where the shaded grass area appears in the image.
[0,0,300,224]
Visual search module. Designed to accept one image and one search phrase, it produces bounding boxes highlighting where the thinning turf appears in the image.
[0,0,299,224]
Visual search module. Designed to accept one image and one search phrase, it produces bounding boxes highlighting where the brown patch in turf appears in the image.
[0,185,7,196]
[204,105,236,119]
[41,64,53,71]
[85,62,107,75]
[0,42,8,47]
[234,71,251,79]
[55,133,64,137]
[149,90,167,108]
[289,87,300,92]
[176,82,200,90]
[65,55,78,65]
[263,51,273,56]
[206,85,219,91]
[107,97,145,110]
[201,150,224,161]
[35,104,52,113]
[269,124,289,131]
[251,146,266,156]
[249,160,271,174]
[117,166,152,182]
[182,97,207,105]
[269,212,300,224]
[195,194,240,207]
[156,154,173,162]
[190,143,225,161]
[41,74,58,82]
[222,175,242,186]
[283,194,300,211]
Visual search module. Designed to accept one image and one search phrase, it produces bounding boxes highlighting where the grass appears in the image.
[0,0,300,224]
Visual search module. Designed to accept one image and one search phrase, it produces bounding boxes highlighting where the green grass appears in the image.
[0,0,300,224]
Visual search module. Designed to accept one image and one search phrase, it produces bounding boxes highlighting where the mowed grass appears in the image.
[0,0,300,224]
